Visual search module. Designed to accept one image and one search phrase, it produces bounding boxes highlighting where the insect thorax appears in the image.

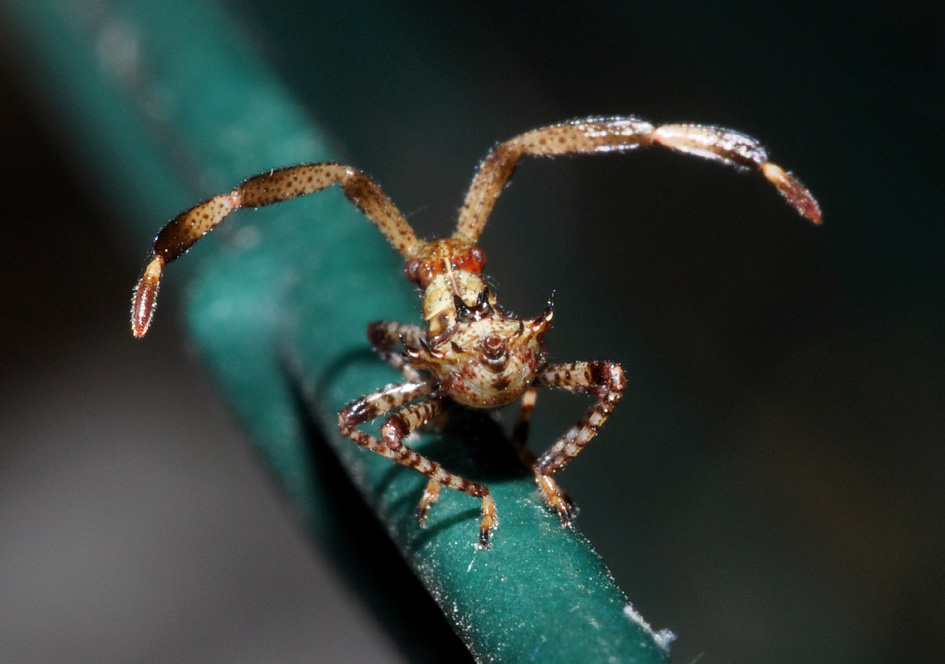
[402,239,554,408]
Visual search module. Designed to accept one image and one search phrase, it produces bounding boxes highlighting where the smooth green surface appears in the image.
[2,0,672,661]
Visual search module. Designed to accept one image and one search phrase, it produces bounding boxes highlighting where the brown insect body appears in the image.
[403,238,553,409]
[132,116,821,547]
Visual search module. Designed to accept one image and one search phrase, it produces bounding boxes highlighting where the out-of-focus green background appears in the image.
[1,1,942,663]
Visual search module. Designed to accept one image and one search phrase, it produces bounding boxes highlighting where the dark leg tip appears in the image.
[477,526,493,550]
[556,493,579,528]
[415,504,430,528]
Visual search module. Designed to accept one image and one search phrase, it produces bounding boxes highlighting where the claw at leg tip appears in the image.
[762,163,823,225]
[477,527,493,550]
[131,256,164,338]
[415,505,430,529]
[476,494,497,549]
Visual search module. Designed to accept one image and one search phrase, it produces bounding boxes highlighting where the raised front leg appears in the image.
[338,381,498,547]
[132,163,424,337]
[529,361,627,527]
[455,116,820,244]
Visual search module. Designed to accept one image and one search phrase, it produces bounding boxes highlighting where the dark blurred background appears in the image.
[1,1,942,662]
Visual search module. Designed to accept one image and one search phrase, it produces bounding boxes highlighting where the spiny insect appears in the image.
[132,116,821,548]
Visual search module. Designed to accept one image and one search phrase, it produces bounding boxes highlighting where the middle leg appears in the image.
[338,381,498,547]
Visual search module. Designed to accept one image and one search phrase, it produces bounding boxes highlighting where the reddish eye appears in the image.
[405,258,422,283]
[452,247,487,273]
[470,246,486,270]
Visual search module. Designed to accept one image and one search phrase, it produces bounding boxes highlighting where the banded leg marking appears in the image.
[338,380,434,461]
[338,380,497,547]
[531,360,626,526]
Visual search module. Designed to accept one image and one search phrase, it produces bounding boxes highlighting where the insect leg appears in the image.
[338,381,498,547]
[132,163,423,337]
[456,117,655,243]
[531,361,626,527]
[455,116,820,245]
[650,122,821,223]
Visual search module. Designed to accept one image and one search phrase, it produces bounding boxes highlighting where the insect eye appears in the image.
[405,258,422,283]
[470,246,486,270]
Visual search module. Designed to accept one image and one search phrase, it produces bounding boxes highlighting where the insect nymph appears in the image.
[132,117,821,547]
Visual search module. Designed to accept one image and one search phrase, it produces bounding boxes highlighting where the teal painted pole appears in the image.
[1,0,673,661]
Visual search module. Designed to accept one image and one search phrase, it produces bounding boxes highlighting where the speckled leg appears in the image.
[455,117,820,245]
[338,381,497,547]
[132,163,423,337]
[367,320,426,382]
[531,361,626,527]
